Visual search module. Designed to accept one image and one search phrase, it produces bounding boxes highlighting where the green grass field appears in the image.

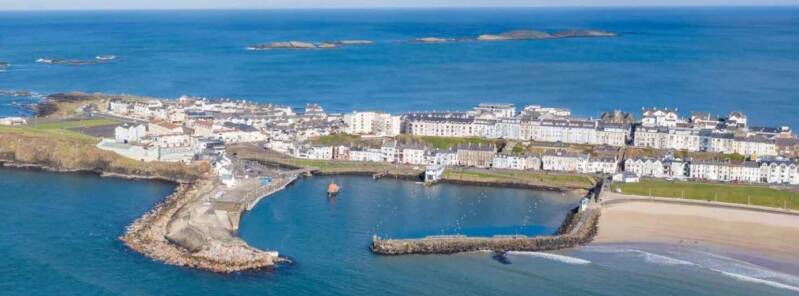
[27,118,118,130]
[397,135,502,150]
[612,179,799,210]
[444,169,596,189]
[0,119,119,142]
[309,133,367,146]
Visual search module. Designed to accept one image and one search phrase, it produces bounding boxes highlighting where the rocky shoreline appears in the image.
[120,179,277,273]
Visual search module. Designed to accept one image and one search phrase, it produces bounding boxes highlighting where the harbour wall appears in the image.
[370,183,602,255]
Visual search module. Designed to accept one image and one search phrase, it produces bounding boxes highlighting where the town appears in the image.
[11,94,795,187]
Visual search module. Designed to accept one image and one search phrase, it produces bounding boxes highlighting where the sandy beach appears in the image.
[595,199,799,261]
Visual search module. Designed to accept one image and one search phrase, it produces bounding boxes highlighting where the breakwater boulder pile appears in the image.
[122,179,276,273]
[370,204,600,255]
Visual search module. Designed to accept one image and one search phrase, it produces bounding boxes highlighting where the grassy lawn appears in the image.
[28,118,118,130]
[443,169,596,189]
[397,135,502,150]
[0,119,118,142]
[612,179,799,210]
[266,157,422,175]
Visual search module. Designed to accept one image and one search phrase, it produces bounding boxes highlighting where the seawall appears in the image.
[370,199,601,255]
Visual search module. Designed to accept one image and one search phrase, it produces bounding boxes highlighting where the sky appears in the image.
[1,0,799,10]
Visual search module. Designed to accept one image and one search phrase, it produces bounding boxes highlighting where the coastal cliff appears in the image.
[0,132,206,183]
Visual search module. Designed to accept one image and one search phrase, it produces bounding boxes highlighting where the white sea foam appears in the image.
[506,251,591,265]
[581,247,695,266]
[715,270,799,293]
[640,252,695,266]
[584,246,799,292]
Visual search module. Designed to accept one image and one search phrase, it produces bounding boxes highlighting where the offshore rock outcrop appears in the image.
[415,29,617,44]
[247,39,374,50]
[478,29,616,41]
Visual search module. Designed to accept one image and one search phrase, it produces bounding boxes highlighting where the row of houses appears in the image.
[624,154,799,185]
[403,112,631,147]
[633,127,781,156]
[280,139,619,174]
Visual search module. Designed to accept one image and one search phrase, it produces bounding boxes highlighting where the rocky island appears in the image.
[413,29,616,44]
[247,39,374,50]
[477,29,617,41]
[35,55,116,65]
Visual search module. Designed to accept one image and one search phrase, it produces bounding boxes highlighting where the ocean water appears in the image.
[1,169,798,295]
[1,8,799,128]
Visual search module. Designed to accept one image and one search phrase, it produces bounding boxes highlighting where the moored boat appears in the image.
[327,182,340,197]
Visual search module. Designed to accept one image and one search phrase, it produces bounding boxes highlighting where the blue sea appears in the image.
[1,8,799,128]
[2,7,799,295]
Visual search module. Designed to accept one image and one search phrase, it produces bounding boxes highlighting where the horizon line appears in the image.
[2,4,799,12]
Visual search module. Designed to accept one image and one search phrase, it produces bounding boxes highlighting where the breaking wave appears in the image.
[715,270,799,293]
[581,246,694,266]
[506,251,591,265]
[583,246,799,292]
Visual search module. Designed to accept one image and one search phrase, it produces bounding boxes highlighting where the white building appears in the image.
[624,157,666,178]
[586,157,618,174]
[641,108,682,127]
[542,150,588,172]
[343,111,401,136]
[405,113,475,138]
[759,157,799,185]
[400,143,428,165]
[689,160,761,183]
[114,124,147,144]
[492,153,542,171]
[473,103,516,119]
[302,145,334,160]
[349,147,383,162]
[213,122,267,143]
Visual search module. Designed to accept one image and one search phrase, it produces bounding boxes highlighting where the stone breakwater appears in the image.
[370,204,600,255]
[120,179,277,273]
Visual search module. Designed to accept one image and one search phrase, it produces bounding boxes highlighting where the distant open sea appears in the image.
[2,8,799,295]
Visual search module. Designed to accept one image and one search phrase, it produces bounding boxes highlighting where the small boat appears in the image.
[491,251,511,265]
[327,182,340,197]
[95,55,116,61]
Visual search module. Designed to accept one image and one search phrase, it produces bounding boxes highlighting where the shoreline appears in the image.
[595,196,799,262]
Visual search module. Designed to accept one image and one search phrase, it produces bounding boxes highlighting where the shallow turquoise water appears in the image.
[1,8,799,128]
[1,169,798,295]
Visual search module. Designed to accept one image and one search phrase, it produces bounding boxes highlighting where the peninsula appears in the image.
[1,90,798,273]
